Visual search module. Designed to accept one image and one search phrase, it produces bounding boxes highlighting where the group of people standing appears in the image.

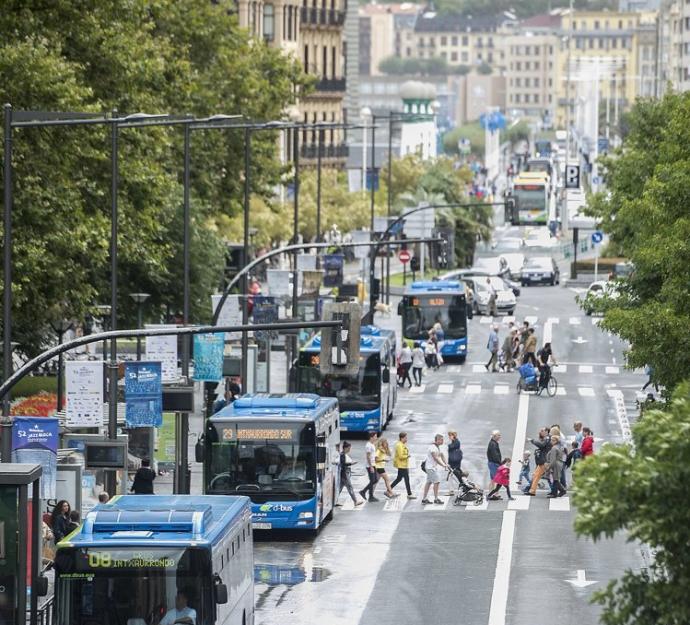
[397,321,445,387]
[486,320,544,373]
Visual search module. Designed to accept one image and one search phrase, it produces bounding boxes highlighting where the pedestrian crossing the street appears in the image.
[471,315,605,326]
[398,380,626,399]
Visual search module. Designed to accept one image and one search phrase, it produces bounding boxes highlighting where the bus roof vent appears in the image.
[410,280,460,290]
[360,325,380,336]
[233,394,319,410]
[86,506,212,535]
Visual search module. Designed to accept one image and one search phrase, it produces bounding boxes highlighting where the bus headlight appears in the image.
[298,512,314,519]
[457,344,466,352]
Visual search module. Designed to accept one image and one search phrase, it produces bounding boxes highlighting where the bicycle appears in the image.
[516,374,558,397]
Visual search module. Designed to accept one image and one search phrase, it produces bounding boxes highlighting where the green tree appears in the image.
[573,383,690,625]
[0,0,303,356]
[476,61,492,75]
[585,92,690,391]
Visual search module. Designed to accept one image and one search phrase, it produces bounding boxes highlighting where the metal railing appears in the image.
[27,595,53,625]
[299,143,349,159]
[300,7,345,26]
[315,77,346,92]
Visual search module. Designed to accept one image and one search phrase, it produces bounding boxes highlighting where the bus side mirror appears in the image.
[316,446,327,464]
[397,301,402,315]
[195,435,205,463]
[35,575,49,597]
[382,368,390,384]
[214,579,228,605]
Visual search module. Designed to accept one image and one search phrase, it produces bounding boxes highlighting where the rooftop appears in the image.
[414,11,517,33]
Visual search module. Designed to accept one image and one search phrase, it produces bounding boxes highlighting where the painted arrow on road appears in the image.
[572,336,589,344]
[566,569,598,588]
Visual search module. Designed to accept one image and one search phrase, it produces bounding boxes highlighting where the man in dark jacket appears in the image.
[527,428,552,495]
[131,458,156,494]
[486,431,502,480]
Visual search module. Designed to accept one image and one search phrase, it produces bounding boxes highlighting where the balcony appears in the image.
[315,77,346,92]
[300,143,349,160]
[300,7,346,28]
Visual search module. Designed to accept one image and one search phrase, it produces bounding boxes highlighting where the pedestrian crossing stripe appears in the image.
[553,364,567,373]
[409,384,426,393]
[556,386,567,396]
[465,384,482,395]
[569,317,581,325]
[493,385,510,395]
[578,387,596,397]
[472,364,486,373]
[547,317,560,324]
[605,366,620,374]
[524,315,538,324]
[470,315,611,326]
[549,497,571,511]
[507,495,530,510]
[436,383,454,394]
[337,495,572,513]
[480,317,493,324]
[400,382,599,397]
[578,365,593,373]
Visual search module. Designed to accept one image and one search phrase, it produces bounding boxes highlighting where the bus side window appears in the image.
[236,536,240,551]
[232,542,235,556]
[221,554,224,569]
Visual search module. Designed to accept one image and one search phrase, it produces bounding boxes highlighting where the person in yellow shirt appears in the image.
[375,438,398,499]
[390,432,416,499]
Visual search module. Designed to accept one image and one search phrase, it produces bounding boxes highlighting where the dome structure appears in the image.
[400,81,436,117]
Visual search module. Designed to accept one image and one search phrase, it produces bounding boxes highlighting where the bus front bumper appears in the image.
[340,409,381,431]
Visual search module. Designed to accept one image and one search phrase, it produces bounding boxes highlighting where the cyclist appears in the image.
[537,342,557,392]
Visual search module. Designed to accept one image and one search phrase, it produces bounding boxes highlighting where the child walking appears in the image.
[516,450,531,490]
[487,458,515,501]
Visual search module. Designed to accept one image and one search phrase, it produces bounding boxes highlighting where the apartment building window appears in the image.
[477,52,482,60]
[516,61,521,70]
[549,45,553,54]
[594,20,600,29]
[462,51,468,62]
[534,78,539,87]
[599,38,604,49]
[576,38,582,49]
[525,77,530,87]
[612,37,617,48]
[509,78,513,86]
[525,45,530,55]
[451,51,458,61]
[304,45,309,72]
[429,37,436,47]
[535,61,540,69]
[548,94,552,103]
[621,37,628,49]
[441,36,447,45]
[477,37,483,47]
[534,45,540,54]
[516,94,521,103]
[581,21,586,29]
[604,20,609,29]
[516,77,521,86]
[419,37,424,46]
[332,46,336,78]
[549,61,552,69]
[441,51,447,59]
[548,78,552,87]
[618,19,623,28]
[588,39,594,49]
[534,94,540,103]
[263,4,275,41]
[406,47,411,57]
[572,22,577,30]
[488,37,493,47]
[462,35,468,45]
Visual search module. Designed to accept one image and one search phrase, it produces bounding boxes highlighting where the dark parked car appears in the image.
[521,256,560,286]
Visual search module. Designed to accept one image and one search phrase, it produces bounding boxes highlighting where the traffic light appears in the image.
[319,302,361,375]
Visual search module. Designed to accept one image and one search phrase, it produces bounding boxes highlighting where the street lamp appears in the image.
[129,293,150,360]
[50,319,74,415]
[360,106,372,193]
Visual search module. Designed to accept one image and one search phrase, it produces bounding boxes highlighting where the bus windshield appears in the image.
[295,352,382,411]
[514,188,547,211]
[205,421,317,499]
[402,294,467,340]
[54,547,212,625]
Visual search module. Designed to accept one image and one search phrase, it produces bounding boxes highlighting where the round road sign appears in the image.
[398,249,411,264]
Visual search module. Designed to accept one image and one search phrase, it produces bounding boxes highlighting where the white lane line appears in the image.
[605,366,620,374]
[473,364,487,373]
[507,495,531,511]
[578,387,595,397]
[543,320,553,345]
[578,365,593,373]
[569,317,581,325]
[549,497,571,512]
[553,364,567,373]
[437,383,454,394]
[511,393,530,479]
[409,384,426,393]
[487,510,518,625]
[466,384,482,395]
[494,385,510,395]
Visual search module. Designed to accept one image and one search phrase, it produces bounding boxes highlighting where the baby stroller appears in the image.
[516,362,557,397]
[448,468,484,506]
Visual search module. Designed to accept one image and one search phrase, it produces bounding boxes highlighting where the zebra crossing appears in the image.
[475,315,602,326]
[337,493,571,514]
[399,380,610,399]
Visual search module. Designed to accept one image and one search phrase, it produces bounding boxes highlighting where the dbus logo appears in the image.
[259,504,294,512]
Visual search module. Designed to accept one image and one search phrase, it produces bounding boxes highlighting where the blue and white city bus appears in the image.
[360,324,398,411]
[204,394,340,531]
[400,280,471,362]
[295,333,395,432]
[54,495,254,625]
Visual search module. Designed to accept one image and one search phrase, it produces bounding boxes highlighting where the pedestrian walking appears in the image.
[573,421,584,446]
[425,337,439,370]
[50,500,72,543]
[391,432,416,499]
[411,341,425,386]
[375,438,399,499]
[580,427,595,457]
[526,428,552,495]
[131,458,156,494]
[433,321,445,343]
[421,434,449,505]
[516,450,532,489]
[398,344,413,389]
[522,327,538,365]
[545,436,567,498]
[337,442,363,506]
[485,325,499,373]
[564,441,582,486]
[447,431,463,472]
[642,364,659,392]
[359,432,380,502]
[487,458,514,500]
[500,328,516,372]
[519,321,529,347]
[486,277,498,316]
[487,430,502,480]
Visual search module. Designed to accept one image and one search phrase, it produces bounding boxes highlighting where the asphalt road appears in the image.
[251,269,645,625]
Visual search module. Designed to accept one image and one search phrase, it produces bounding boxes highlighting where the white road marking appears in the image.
[605,366,620,374]
[578,387,596,397]
[409,384,426,393]
[549,497,571,511]
[543,320,553,345]
[507,495,531,511]
[437,383,454,394]
[578,365,593,373]
[480,316,494,324]
[465,498,489,511]
[569,317,581,325]
[383,496,408,512]
[566,569,598,588]
[340,498,365,511]
[556,386,567,396]
[553,364,567,373]
[503,316,516,325]
[494,385,510,395]
[612,357,617,364]
[487,510,517,625]
[446,366,461,374]
[473,364,487,373]
[422,497,450,511]
[525,315,538,324]
[547,317,560,324]
[466,384,482,395]
[592,317,601,325]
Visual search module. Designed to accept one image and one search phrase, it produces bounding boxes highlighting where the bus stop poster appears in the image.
[124,361,163,428]
[193,333,224,382]
[11,416,59,499]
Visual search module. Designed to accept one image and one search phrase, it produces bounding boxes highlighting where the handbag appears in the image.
[420,460,427,473]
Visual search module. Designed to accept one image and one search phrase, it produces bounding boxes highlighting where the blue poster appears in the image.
[11,416,59,499]
[125,361,163,427]
[193,333,225,382]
